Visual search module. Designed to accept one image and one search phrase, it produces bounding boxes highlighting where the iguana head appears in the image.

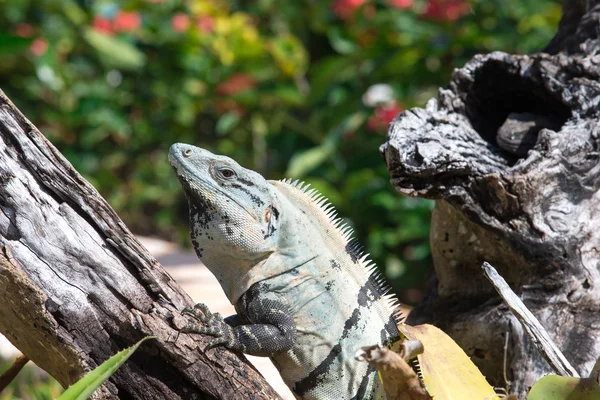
[168,143,280,264]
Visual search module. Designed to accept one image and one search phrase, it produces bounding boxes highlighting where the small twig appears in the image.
[0,354,29,392]
[503,329,510,393]
[482,262,579,377]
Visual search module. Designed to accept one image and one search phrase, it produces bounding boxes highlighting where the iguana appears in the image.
[169,143,402,400]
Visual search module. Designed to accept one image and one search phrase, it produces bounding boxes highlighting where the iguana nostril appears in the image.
[183,149,192,157]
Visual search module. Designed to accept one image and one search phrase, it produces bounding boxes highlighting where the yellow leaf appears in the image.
[399,324,499,400]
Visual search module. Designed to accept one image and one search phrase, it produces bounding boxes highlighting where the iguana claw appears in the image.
[181,303,233,347]
[182,303,223,323]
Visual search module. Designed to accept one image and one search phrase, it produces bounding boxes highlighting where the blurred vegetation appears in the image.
[0,356,62,400]
[0,0,561,303]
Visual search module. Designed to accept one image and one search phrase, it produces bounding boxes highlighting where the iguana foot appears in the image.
[181,303,235,348]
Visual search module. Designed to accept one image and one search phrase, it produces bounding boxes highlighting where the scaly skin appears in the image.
[169,143,401,400]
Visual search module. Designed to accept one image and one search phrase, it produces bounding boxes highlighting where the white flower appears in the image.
[362,83,394,107]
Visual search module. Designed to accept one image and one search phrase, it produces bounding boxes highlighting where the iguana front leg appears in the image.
[182,287,296,357]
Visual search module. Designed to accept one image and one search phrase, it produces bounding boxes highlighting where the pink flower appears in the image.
[387,0,414,9]
[171,13,191,32]
[422,0,470,22]
[113,11,141,32]
[216,73,256,96]
[331,0,369,20]
[93,15,113,35]
[15,23,34,38]
[30,38,48,56]
[367,102,404,132]
[196,15,215,33]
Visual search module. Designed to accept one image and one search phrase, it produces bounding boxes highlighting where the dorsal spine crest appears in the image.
[277,178,404,325]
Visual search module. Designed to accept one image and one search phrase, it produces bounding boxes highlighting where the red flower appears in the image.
[93,15,114,35]
[422,0,470,22]
[113,10,141,32]
[196,15,215,33]
[331,0,369,20]
[216,73,256,96]
[387,0,414,9]
[30,38,48,56]
[367,102,403,132]
[15,23,34,38]
[171,13,191,32]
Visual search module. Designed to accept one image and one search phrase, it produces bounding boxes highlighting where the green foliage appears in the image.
[58,337,154,400]
[0,0,560,300]
[0,337,152,400]
[0,357,62,400]
[527,375,600,400]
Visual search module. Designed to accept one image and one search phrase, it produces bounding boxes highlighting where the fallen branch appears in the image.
[482,262,579,377]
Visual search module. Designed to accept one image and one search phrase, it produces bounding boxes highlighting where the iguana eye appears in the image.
[217,167,236,179]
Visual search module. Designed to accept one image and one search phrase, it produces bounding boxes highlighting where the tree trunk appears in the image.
[380,0,600,397]
[0,89,280,399]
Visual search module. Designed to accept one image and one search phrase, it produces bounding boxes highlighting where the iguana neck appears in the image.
[199,188,317,304]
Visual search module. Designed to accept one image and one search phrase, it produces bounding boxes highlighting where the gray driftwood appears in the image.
[0,90,280,399]
[380,0,600,397]
[482,262,578,378]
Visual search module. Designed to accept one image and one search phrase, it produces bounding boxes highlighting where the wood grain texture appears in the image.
[380,0,600,397]
[0,89,280,399]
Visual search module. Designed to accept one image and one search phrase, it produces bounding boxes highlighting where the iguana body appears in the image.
[169,143,401,399]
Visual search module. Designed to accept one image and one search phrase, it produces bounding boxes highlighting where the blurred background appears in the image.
[0,0,560,397]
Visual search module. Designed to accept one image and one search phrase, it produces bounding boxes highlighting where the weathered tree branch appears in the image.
[0,89,280,399]
[380,0,600,397]
[482,262,578,378]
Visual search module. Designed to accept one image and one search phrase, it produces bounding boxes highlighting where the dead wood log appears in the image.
[0,89,280,399]
[380,0,600,397]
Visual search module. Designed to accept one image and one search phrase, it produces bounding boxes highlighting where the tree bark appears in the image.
[380,0,600,397]
[0,89,280,399]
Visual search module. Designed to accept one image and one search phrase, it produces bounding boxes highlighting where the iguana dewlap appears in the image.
[169,143,401,400]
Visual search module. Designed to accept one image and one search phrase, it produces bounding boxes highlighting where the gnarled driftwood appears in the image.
[380,0,600,397]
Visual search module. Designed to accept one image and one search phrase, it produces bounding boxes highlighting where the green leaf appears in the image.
[308,56,354,102]
[286,143,335,178]
[62,1,86,25]
[216,112,241,135]
[272,86,304,106]
[83,29,146,70]
[270,34,308,76]
[527,375,600,400]
[58,336,154,400]
[327,27,357,55]
[0,34,32,54]
[285,112,366,178]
